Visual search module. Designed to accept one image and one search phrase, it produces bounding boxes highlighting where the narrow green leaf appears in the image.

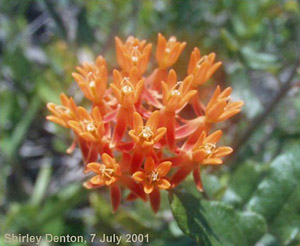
[30,164,52,206]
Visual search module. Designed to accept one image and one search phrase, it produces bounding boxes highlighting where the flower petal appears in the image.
[157,161,172,177]
[110,184,121,212]
[149,187,160,213]
[193,166,203,192]
[145,157,155,173]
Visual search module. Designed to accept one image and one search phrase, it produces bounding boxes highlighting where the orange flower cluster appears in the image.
[47,34,243,213]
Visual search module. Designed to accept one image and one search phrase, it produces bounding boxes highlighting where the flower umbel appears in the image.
[46,34,243,213]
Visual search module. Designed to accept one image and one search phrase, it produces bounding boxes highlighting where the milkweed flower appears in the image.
[46,34,243,213]
[46,93,78,128]
[129,111,166,172]
[171,130,233,191]
[133,157,171,213]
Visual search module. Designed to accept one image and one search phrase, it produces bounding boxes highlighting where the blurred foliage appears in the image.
[0,0,300,245]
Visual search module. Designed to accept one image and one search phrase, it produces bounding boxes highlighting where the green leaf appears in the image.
[223,161,266,208]
[241,46,279,70]
[30,164,52,206]
[220,29,239,52]
[169,191,267,246]
[271,183,300,245]
[246,146,300,245]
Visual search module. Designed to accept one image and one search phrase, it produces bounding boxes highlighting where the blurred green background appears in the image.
[1,0,300,245]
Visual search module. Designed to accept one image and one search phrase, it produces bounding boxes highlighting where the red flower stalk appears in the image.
[46,34,243,213]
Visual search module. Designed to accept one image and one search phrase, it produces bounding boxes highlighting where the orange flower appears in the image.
[171,130,232,191]
[133,157,171,193]
[46,93,78,128]
[84,154,121,211]
[161,70,197,112]
[85,153,147,211]
[85,153,121,187]
[72,56,107,104]
[129,111,166,148]
[133,157,171,213]
[192,130,233,164]
[68,106,105,142]
[129,111,166,173]
[156,33,186,69]
[110,68,144,109]
[110,68,145,146]
[115,36,152,76]
[47,34,243,213]
[161,70,197,150]
[188,48,222,87]
[205,86,244,123]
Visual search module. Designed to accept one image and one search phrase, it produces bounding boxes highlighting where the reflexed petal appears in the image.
[171,164,194,187]
[126,192,138,201]
[175,116,204,139]
[131,149,144,173]
[193,167,203,192]
[145,157,155,173]
[120,176,147,201]
[110,184,121,212]
[149,187,160,213]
